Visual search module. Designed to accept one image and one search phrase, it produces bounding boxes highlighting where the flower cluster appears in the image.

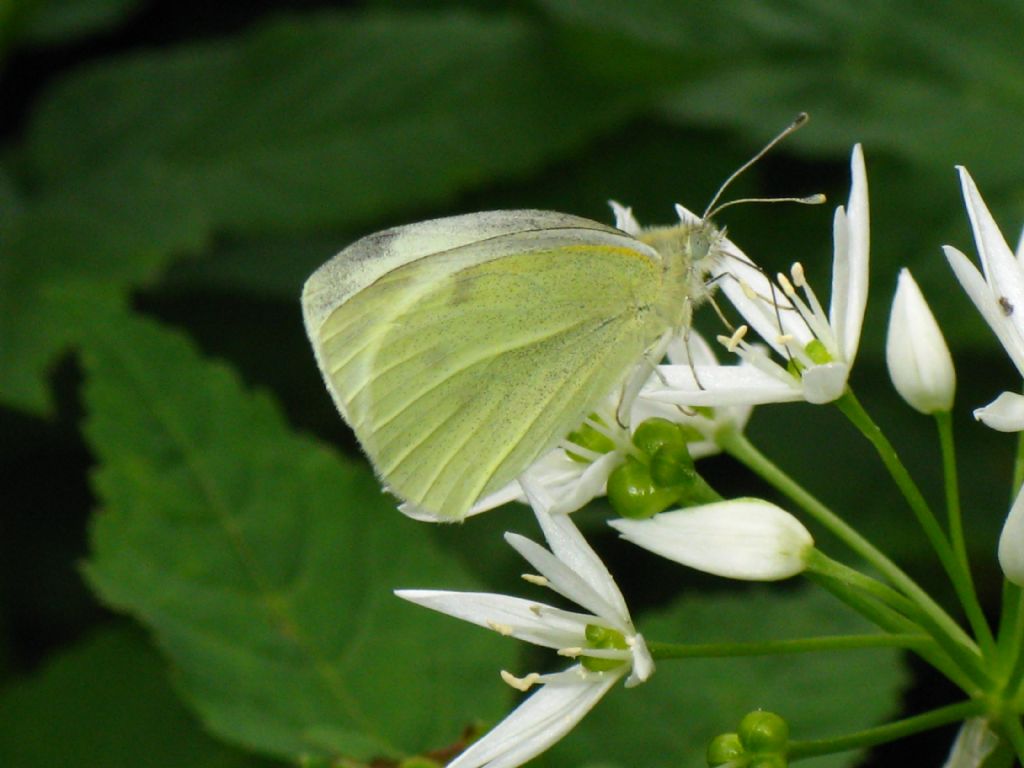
[397,144,1024,768]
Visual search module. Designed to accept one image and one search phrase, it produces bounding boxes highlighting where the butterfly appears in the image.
[302,115,812,521]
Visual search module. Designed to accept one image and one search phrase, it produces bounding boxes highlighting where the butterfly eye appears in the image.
[688,230,712,262]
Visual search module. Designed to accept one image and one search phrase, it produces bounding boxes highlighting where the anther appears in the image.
[487,621,514,636]
[790,262,807,287]
[501,670,541,692]
[725,325,748,352]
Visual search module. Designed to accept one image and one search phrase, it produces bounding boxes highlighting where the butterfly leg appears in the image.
[615,330,673,427]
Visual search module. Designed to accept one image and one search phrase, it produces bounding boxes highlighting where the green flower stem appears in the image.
[936,410,996,656]
[717,426,978,655]
[807,550,990,690]
[1014,429,1024,498]
[1002,715,1024,765]
[836,393,969,616]
[998,584,1023,673]
[806,571,977,693]
[787,700,984,761]
[647,633,929,660]
[806,551,931,621]
[807,551,942,627]
[1002,590,1024,697]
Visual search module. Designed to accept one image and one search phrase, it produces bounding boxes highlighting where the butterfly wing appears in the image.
[303,211,666,520]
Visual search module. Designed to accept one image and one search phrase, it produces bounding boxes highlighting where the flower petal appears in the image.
[715,248,805,357]
[447,665,620,768]
[959,168,1021,290]
[958,168,1024,353]
[831,144,869,365]
[625,633,654,687]
[666,329,717,367]
[611,498,813,581]
[941,718,999,768]
[504,532,625,630]
[999,486,1024,586]
[801,361,850,404]
[674,203,702,226]
[645,364,803,407]
[394,590,587,649]
[944,245,1024,376]
[974,391,1024,432]
[609,200,642,236]
[518,485,632,626]
[885,269,955,414]
[521,451,623,516]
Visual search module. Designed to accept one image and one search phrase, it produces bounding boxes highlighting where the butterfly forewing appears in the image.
[304,213,667,519]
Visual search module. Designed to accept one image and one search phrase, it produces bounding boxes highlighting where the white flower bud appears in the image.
[999,486,1024,586]
[885,269,956,414]
[609,498,813,581]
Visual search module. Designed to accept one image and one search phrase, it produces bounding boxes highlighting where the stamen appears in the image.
[521,573,549,587]
[790,262,807,288]
[558,439,602,462]
[777,272,797,297]
[487,621,514,637]
[501,670,541,692]
[776,334,795,346]
[558,647,583,658]
[529,604,543,616]
[724,325,748,352]
[740,279,758,301]
[788,264,834,347]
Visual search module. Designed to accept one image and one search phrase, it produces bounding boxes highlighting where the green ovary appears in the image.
[581,624,630,673]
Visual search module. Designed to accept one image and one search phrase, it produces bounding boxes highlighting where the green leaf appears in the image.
[547,588,907,768]
[5,10,657,414]
[81,309,516,761]
[25,11,647,234]
[0,165,209,413]
[0,624,276,768]
[541,0,1024,185]
[15,0,143,47]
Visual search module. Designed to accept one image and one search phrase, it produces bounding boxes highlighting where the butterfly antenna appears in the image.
[707,193,826,220]
[701,112,810,221]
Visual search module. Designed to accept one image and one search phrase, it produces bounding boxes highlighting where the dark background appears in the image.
[3,1,1023,766]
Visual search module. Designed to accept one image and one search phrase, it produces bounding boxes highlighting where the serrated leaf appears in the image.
[0,164,210,413]
[0,625,276,768]
[80,309,516,761]
[546,588,907,768]
[5,10,657,414]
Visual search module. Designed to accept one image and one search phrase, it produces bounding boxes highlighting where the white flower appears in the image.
[645,144,869,408]
[941,718,998,768]
[635,333,754,458]
[396,491,652,768]
[944,166,1024,431]
[610,498,814,581]
[999,485,1024,587]
[885,268,956,414]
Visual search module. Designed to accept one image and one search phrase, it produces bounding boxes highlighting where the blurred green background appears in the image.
[2,1,1023,767]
